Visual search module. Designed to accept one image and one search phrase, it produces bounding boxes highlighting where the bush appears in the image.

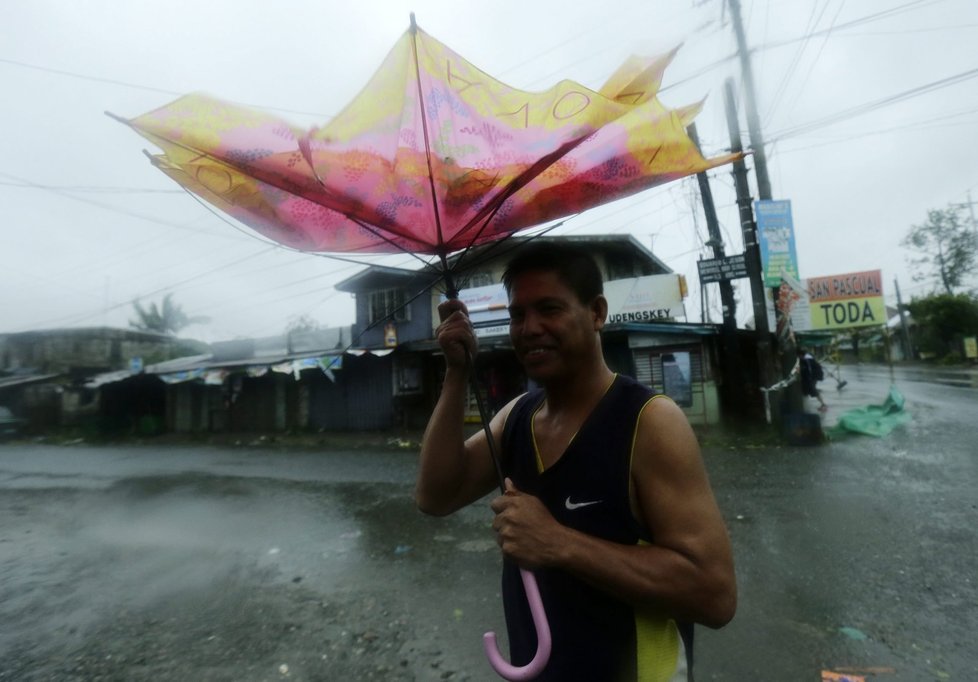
[908,293,978,360]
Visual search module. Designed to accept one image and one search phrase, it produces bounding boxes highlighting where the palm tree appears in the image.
[130,294,209,335]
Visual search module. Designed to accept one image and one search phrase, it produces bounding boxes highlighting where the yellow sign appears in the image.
[384,322,398,348]
[964,336,977,359]
[810,295,886,330]
[807,270,885,330]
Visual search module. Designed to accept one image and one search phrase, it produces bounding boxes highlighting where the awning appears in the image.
[0,373,62,390]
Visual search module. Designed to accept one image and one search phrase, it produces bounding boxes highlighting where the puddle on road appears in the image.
[0,468,501,669]
[49,473,495,598]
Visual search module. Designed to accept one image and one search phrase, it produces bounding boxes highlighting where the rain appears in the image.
[2,1,978,680]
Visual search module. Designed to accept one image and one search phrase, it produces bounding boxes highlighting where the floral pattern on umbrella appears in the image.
[114,22,736,258]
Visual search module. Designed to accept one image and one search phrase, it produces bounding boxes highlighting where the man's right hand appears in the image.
[436,299,477,369]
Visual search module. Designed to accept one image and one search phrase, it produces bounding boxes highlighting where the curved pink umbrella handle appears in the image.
[483,568,551,680]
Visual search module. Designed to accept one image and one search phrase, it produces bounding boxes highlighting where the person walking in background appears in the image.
[798,347,828,412]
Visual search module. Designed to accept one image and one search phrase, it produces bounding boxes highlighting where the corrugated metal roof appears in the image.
[0,373,63,390]
[607,322,720,337]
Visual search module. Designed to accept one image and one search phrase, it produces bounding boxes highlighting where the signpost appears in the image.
[755,199,800,286]
[806,270,885,330]
[697,253,749,284]
[447,274,689,337]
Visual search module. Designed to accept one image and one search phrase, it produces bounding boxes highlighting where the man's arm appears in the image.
[490,397,736,628]
[415,299,512,516]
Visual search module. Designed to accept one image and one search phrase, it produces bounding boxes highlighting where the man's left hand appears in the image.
[490,478,567,569]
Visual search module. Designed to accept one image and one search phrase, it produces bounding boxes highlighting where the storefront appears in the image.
[445,276,725,425]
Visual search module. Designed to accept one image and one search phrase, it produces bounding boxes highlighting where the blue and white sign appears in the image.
[755,199,800,286]
[440,274,687,338]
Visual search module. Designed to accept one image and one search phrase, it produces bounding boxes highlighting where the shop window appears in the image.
[369,288,411,325]
[394,355,423,395]
[605,252,633,281]
[661,352,693,407]
[462,271,494,289]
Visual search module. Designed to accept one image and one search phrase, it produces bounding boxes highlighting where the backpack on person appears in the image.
[811,358,825,382]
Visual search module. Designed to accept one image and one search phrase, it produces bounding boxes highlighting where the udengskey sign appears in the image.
[444,274,687,337]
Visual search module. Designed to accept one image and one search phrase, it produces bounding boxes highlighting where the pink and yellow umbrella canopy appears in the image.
[116,20,736,258]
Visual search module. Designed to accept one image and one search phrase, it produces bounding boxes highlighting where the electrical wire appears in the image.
[773,107,978,155]
[749,0,948,52]
[21,243,279,330]
[763,0,828,124]
[767,65,978,143]
[0,170,233,239]
[0,57,334,119]
[776,0,849,124]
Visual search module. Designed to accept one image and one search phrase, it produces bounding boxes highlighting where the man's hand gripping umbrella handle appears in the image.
[463,349,552,679]
[442,278,551,680]
[483,568,552,680]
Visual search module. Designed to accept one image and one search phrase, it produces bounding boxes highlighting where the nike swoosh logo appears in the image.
[565,497,602,511]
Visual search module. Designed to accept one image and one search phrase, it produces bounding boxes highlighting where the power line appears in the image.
[494,2,673,79]
[839,22,978,35]
[0,180,182,193]
[749,0,948,52]
[781,0,849,122]
[0,57,334,119]
[22,245,280,330]
[0,170,233,239]
[773,106,978,154]
[767,65,978,143]
[764,0,829,123]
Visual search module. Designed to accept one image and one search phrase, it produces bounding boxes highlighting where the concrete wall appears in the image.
[0,328,178,375]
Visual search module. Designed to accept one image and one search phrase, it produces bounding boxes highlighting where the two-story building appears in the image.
[8,235,745,436]
[0,327,200,431]
[335,234,729,426]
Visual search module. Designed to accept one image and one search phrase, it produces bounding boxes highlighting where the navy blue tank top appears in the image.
[500,374,693,681]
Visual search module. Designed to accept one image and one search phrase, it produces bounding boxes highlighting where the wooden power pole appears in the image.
[724,80,777,424]
[688,123,744,419]
[727,0,803,422]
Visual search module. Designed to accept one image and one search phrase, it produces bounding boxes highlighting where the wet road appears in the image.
[1,363,976,681]
[698,363,978,681]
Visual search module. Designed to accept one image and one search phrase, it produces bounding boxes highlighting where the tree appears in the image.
[907,293,978,359]
[285,314,322,335]
[902,205,977,295]
[130,294,210,335]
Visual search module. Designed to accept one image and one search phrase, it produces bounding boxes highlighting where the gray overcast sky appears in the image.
[2,0,977,342]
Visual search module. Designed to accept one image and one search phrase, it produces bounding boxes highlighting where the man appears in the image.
[416,243,735,681]
[797,347,827,412]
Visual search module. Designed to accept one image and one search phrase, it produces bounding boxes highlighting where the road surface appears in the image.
[1,363,975,680]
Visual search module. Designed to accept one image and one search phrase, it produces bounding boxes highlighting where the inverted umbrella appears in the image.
[111,15,736,679]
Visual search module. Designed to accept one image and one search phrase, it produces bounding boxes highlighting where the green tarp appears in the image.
[826,386,911,439]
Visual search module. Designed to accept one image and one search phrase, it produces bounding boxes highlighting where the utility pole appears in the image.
[688,123,738,331]
[727,0,772,201]
[728,0,803,422]
[688,122,743,419]
[725,79,776,424]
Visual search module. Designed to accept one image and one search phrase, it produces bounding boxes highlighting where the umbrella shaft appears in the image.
[465,350,506,494]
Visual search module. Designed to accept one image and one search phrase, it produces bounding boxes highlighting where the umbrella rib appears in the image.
[408,20,449,261]
[450,132,596,251]
[452,218,573,277]
[112,114,432,253]
[344,215,436,268]
[184,187,426,269]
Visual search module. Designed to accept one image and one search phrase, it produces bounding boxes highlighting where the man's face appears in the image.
[507,269,605,383]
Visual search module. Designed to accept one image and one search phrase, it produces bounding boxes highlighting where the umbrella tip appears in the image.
[410,12,417,31]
